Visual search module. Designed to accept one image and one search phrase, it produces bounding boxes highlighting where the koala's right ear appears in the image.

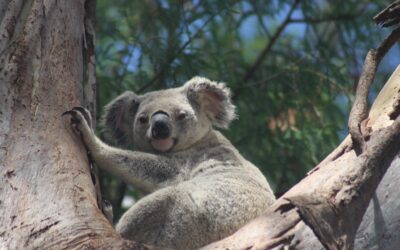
[100,91,140,146]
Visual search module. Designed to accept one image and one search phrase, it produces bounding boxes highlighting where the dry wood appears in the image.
[348,27,400,154]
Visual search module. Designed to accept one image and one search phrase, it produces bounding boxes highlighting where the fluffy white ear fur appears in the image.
[184,76,237,129]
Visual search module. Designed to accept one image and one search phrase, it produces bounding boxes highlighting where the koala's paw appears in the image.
[62,107,94,147]
[63,107,93,129]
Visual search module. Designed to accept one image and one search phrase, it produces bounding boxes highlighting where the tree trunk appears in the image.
[0,0,139,248]
[355,158,400,249]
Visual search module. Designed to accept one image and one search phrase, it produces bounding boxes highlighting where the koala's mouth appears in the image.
[150,137,176,153]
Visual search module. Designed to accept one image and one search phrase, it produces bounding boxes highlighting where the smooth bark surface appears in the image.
[354,66,400,249]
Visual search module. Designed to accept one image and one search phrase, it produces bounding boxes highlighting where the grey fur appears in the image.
[64,76,275,249]
[101,91,140,146]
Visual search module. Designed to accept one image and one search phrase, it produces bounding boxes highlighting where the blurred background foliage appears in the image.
[95,0,399,220]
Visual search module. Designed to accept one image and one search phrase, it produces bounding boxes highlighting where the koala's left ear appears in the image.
[184,76,236,129]
[100,91,140,146]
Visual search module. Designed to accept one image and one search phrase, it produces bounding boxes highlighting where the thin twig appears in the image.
[289,13,358,24]
[249,0,272,38]
[136,12,218,93]
[236,56,308,91]
[242,0,300,83]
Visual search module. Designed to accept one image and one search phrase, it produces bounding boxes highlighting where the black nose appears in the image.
[151,112,171,139]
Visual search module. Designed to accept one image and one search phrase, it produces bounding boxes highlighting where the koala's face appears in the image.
[132,89,211,153]
[101,77,236,153]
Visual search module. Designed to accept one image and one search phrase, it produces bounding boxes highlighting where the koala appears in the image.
[63,76,275,249]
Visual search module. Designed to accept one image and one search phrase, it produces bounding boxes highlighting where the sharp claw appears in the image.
[72,107,86,113]
[62,110,75,117]
[72,107,92,127]
[62,110,81,125]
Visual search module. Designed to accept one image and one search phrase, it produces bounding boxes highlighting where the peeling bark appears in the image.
[0,0,142,248]
[348,26,400,154]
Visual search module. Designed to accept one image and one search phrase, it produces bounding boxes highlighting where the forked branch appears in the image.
[348,7,400,154]
[204,2,400,249]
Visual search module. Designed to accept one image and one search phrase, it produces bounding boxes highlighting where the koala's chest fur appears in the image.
[158,130,243,185]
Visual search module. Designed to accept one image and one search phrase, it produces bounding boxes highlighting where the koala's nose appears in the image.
[151,112,171,140]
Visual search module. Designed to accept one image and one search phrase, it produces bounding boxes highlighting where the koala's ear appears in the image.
[184,76,236,129]
[100,91,140,146]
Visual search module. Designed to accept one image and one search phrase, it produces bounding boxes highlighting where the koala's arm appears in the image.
[64,108,177,193]
[92,142,177,193]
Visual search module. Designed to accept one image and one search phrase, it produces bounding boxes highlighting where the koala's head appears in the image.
[101,76,236,153]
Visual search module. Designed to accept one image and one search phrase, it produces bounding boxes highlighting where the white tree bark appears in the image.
[354,66,400,249]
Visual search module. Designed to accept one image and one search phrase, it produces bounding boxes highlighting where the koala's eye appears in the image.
[177,111,187,121]
[138,115,148,124]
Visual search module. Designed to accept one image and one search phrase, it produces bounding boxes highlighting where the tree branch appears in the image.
[288,13,358,24]
[249,0,272,38]
[374,0,400,27]
[242,0,300,83]
[348,26,400,154]
[136,12,217,93]
[203,66,400,250]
